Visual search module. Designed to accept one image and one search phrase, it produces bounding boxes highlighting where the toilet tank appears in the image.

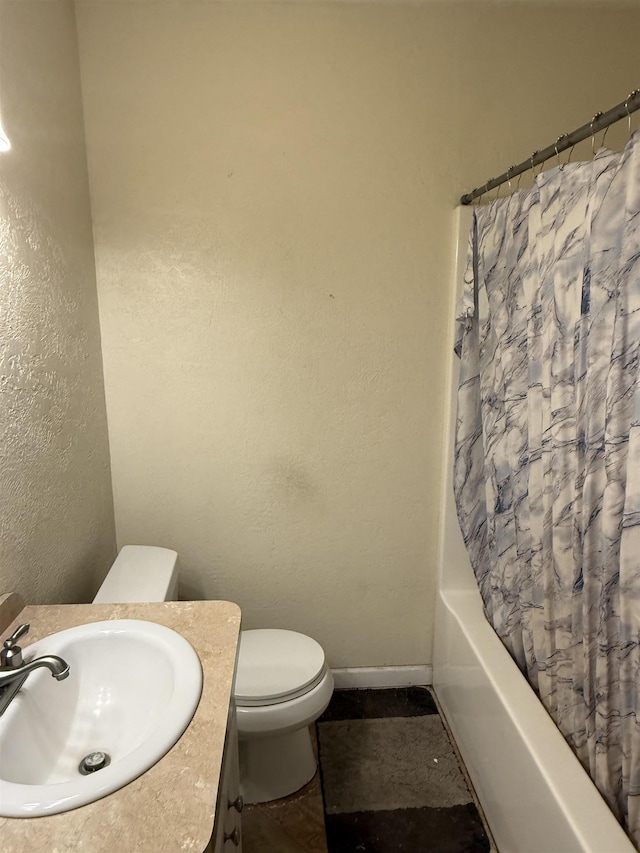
[93,545,179,604]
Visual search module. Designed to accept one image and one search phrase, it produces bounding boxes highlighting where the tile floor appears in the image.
[242,687,495,853]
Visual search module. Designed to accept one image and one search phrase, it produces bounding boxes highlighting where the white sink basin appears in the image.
[0,619,202,817]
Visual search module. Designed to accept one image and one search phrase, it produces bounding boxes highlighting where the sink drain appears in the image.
[79,751,111,775]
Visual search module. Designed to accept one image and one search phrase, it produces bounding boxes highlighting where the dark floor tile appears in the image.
[244,764,329,853]
[242,806,312,853]
[319,687,438,722]
[324,803,490,853]
[256,772,328,852]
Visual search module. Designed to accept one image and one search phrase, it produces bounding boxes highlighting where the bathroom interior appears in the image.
[1,0,640,851]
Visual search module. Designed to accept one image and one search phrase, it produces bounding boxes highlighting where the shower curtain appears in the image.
[454,130,640,845]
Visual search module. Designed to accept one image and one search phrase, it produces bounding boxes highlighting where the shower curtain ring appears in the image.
[591,112,603,156]
[555,135,566,170]
[507,166,515,193]
[625,91,639,138]
[530,151,540,179]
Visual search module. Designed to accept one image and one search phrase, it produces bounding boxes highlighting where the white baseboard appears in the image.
[331,665,432,689]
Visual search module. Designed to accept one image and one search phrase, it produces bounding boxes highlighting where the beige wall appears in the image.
[76,0,639,668]
[0,0,116,604]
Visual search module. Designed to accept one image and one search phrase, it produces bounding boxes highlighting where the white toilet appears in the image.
[235,628,334,803]
[93,545,334,804]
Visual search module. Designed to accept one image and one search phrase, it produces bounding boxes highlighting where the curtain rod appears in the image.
[460,89,640,205]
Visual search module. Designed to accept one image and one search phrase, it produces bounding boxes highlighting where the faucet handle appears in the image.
[4,623,30,648]
[1,623,30,668]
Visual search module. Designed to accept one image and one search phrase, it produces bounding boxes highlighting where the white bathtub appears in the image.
[432,209,634,853]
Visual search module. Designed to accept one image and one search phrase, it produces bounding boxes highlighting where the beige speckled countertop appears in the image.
[0,595,241,853]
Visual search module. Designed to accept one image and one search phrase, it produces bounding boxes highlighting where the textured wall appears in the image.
[76,0,640,668]
[0,0,116,604]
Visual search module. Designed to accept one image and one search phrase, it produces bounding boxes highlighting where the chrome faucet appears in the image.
[0,624,70,718]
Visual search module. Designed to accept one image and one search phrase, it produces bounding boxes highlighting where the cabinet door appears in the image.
[222,711,242,851]
[211,707,242,853]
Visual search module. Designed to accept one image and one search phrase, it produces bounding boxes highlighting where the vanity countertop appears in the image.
[0,595,242,853]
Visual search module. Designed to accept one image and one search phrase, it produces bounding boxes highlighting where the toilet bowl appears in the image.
[235,628,334,804]
[93,546,334,804]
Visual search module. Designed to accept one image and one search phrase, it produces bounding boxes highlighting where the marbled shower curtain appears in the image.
[454,130,640,845]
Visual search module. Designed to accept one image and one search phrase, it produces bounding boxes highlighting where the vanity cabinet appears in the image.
[207,706,243,853]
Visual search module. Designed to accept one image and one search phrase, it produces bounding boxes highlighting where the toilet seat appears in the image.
[235,629,327,706]
[236,667,335,739]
